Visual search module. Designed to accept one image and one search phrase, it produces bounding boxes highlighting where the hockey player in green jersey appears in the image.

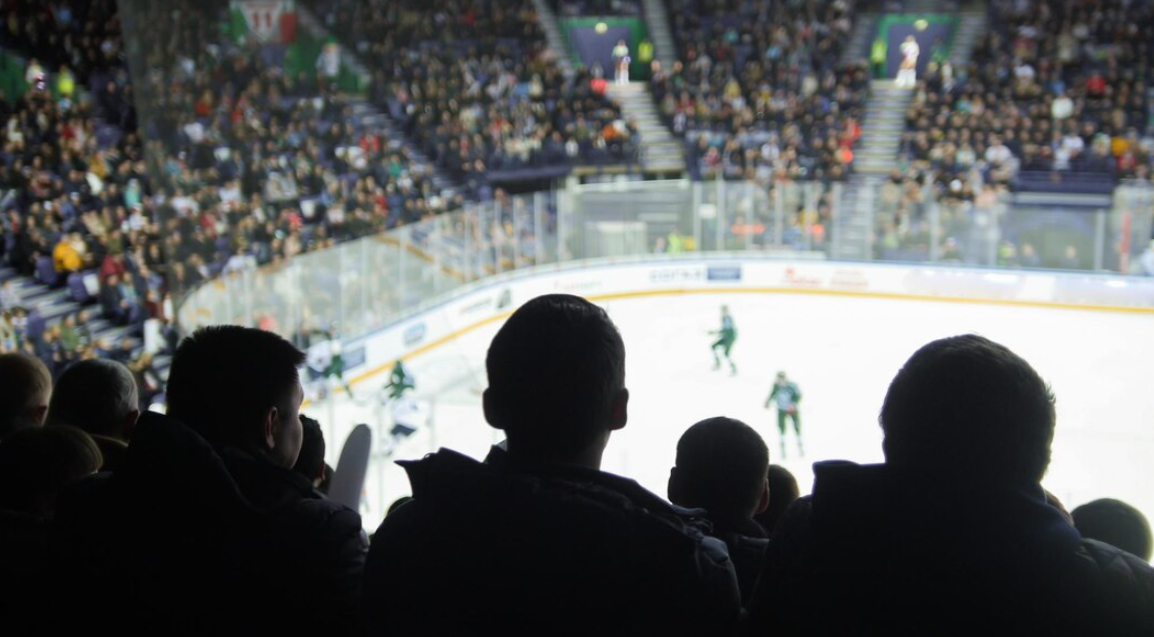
[384,358,415,401]
[711,305,737,375]
[765,371,803,458]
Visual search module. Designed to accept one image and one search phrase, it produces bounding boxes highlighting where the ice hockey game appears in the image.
[1,0,1153,634]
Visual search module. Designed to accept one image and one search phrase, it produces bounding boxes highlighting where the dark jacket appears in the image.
[55,412,367,637]
[0,508,53,635]
[706,514,768,605]
[361,446,741,636]
[747,461,1154,636]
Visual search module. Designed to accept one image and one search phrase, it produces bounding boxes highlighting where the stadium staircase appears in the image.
[949,8,988,68]
[531,0,577,77]
[633,0,686,172]
[0,262,157,361]
[840,12,878,66]
[606,83,686,174]
[831,175,881,261]
[531,0,685,174]
[639,0,678,70]
[854,79,912,176]
[294,5,460,199]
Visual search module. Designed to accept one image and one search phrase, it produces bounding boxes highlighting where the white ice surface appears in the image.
[314,292,1154,535]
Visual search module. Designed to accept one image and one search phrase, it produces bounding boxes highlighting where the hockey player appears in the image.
[711,305,737,375]
[323,335,354,399]
[765,371,802,458]
[383,359,415,401]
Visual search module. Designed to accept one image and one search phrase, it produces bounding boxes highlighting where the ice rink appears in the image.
[315,290,1154,534]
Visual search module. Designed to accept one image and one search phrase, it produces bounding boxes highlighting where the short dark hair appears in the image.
[47,359,138,439]
[485,294,625,455]
[754,464,800,535]
[1072,498,1152,561]
[293,415,326,483]
[673,417,769,517]
[166,326,305,449]
[880,334,1055,484]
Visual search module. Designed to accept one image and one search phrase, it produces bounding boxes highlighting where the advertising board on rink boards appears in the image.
[330,256,1154,381]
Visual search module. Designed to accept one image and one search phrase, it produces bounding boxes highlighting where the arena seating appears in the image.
[315,0,638,185]
[902,0,1153,194]
[0,0,460,396]
[654,0,866,183]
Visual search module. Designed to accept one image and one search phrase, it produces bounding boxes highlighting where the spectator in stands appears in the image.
[1072,498,1153,562]
[45,359,138,471]
[57,326,367,636]
[747,335,1154,635]
[668,416,769,603]
[361,294,740,635]
[752,463,799,536]
[0,352,52,441]
[0,424,101,631]
[0,425,101,519]
[292,414,327,489]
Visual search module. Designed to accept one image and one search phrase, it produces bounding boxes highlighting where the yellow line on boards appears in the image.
[588,286,1154,315]
[303,284,1154,407]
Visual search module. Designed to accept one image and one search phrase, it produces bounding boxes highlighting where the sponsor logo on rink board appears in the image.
[707,265,743,282]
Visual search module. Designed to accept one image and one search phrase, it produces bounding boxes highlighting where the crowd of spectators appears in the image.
[884,0,1154,266]
[654,0,865,183]
[903,0,1154,197]
[651,0,865,253]
[320,0,638,189]
[1,295,1152,635]
[0,0,479,390]
[0,1,168,399]
[0,0,122,84]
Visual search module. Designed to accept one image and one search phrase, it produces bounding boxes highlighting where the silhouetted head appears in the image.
[1072,498,1152,561]
[292,414,326,487]
[0,425,101,518]
[167,326,306,468]
[47,359,139,441]
[669,417,769,519]
[0,353,52,441]
[754,464,800,535]
[880,335,1054,485]
[484,294,627,468]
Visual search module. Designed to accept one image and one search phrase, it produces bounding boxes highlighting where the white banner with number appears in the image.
[233,0,292,43]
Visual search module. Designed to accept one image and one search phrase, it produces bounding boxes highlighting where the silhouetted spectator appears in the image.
[0,352,52,441]
[1073,498,1153,562]
[292,414,327,488]
[0,425,101,631]
[45,359,139,472]
[668,416,769,603]
[361,294,740,636]
[0,425,102,518]
[56,326,367,636]
[748,335,1154,635]
[753,464,799,536]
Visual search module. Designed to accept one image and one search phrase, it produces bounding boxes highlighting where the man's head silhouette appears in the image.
[484,294,627,469]
[880,334,1055,485]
